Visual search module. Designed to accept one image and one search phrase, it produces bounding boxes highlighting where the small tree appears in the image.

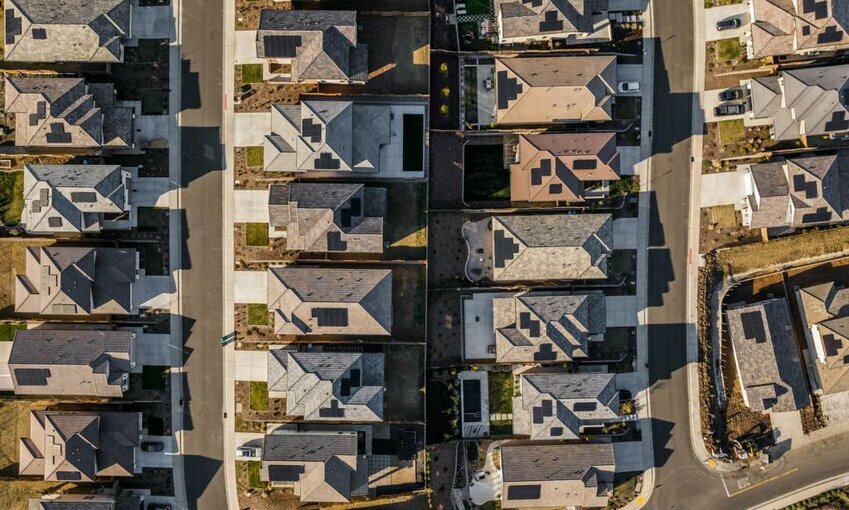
[441,87,451,97]
[439,62,449,75]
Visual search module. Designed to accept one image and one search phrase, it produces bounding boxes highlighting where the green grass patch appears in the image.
[402,114,425,172]
[249,381,269,411]
[490,420,513,436]
[464,144,510,201]
[465,0,492,15]
[142,366,168,391]
[246,146,263,168]
[245,223,269,246]
[716,38,742,61]
[241,64,263,84]
[247,461,266,489]
[247,303,269,326]
[0,323,26,341]
[488,371,514,414]
[609,176,640,198]
[718,119,747,145]
[0,171,24,226]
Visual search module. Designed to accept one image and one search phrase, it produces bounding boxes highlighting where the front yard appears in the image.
[0,171,23,226]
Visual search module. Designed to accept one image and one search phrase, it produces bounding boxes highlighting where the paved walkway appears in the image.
[234,271,267,303]
[234,190,270,223]
[234,350,267,382]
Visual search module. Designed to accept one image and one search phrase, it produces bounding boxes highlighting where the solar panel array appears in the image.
[312,307,349,327]
[314,152,341,170]
[497,71,524,110]
[263,35,302,58]
[301,118,322,143]
[531,159,552,186]
[507,485,542,500]
[740,311,767,343]
[268,465,305,482]
[327,231,348,252]
[14,368,50,386]
[6,10,21,46]
[539,10,564,33]
[318,398,346,418]
[494,229,520,268]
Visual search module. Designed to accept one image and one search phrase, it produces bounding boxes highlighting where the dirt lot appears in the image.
[701,121,775,173]
[234,80,316,114]
[235,380,289,433]
[236,0,289,30]
[383,344,425,422]
[0,238,55,317]
[235,461,301,510]
[428,442,458,510]
[392,264,427,342]
[700,205,762,253]
[427,290,463,367]
[234,146,292,190]
[427,211,473,288]
[704,38,770,90]
[428,132,465,210]
[234,303,276,349]
[319,14,429,96]
[384,182,427,261]
[234,223,299,270]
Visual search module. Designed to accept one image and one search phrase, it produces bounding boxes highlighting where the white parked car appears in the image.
[236,446,261,459]
[618,81,640,93]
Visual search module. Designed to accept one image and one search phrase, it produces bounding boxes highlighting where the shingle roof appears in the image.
[495,0,606,41]
[501,443,614,482]
[263,432,357,462]
[9,329,131,365]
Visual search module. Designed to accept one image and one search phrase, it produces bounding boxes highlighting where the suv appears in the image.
[236,446,261,459]
[718,88,744,101]
[141,441,164,452]
[714,103,745,116]
[716,17,742,31]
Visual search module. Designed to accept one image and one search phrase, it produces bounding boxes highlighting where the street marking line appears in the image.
[729,468,799,497]
[720,473,731,497]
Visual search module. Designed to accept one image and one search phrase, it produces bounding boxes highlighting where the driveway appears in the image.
[0,342,13,391]
[133,333,172,369]
[235,432,265,449]
[608,0,649,10]
[618,64,644,95]
[138,434,175,468]
[700,171,747,208]
[136,115,170,147]
[131,4,173,40]
[613,218,638,249]
[234,31,262,65]
[703,88,748,123]
[234,113,271,146]
[704,4,749,42]
[132,177,171,208]
[234,271,267,303]
[614,441,646,472]
[606,296,638,327]
[234,351,268,382]
[234,190,270,223]
[618,145,641,176]
[138,275,174,311]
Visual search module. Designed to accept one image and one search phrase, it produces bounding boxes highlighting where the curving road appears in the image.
[645,0,849,508]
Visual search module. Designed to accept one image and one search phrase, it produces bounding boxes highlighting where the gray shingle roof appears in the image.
[263,432,357,462]
[501,443,614,482]
[9,329,131,365]
[726,298,810,412]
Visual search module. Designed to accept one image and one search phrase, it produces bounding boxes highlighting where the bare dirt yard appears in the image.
[0,238,55,318]
[236,0,289,30]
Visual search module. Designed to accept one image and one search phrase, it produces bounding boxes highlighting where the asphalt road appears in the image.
[178,1,226,509]
[645,1,849,508]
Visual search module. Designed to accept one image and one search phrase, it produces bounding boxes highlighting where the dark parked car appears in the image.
[718,88,744,101]
[716,17,742,31]
[141,441,164,452]
[148,505,171,510]
[714,103,746,116]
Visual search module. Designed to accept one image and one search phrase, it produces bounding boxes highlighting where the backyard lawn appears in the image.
[0,171,24,226]
[240,64,263,84]
[464,0,492,15]
[246,146,263,168]
[0,323,26,342]
[249,381,269,411]
[488,371,514,414]
[247,303,269,326]
[245,223,269,246]
[464,144,510,201]
[718,119,746,145]
[142,366,168,391]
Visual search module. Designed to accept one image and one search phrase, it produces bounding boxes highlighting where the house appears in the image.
[255,10,367,83]
[29,492,142,510]
[726,298,810,412]
[268,183,385,253]
[464,213,613,282]
[22,164,133,234]
[494,55,617,125]
[797,282,849,395]
[500,442,615,509]
[261,430,366,503]
[15,246,140,316]
[266,266,392,336]
[9,329,135,397]
[268,350,384,421]
[739,152,849,229]
[19,410,141,481]
[263,98,427,176]
[747,0,849,58]
[510,133,620,203]
[494,0,611,44]
[745,64,849,141]
[492,291,605,363]
[513,370,619,440]
[4,77,134,148]
[4,0,131,63]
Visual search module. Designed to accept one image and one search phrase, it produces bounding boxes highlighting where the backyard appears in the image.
[142,366,168,391]
[383,344,426,422]
[463,144,509,202]
[487,371,513,415]
[403,114,425,173]
[0,171,23,226]
[392,264,427,341]
[0,238,54,317]
[385,182,428,260]
[463,66,478,125]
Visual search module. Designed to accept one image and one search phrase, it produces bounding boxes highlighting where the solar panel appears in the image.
[268,465,304,482]
[541,399,552,416]
[497,71,523,110]
[32,28,47,40]
[319,399,346,418]
[522,0,543,7]
[548,184,562,194]
[519,311,531,329]
[792,174,806,192]
[818,25,844,44]
[56,471,82,481]
[494,229,520,268]
[327,231,348,252]
[573,401,598,412]
[263,35,302,58]
[802,25,811,36]
[824,111,849,133]
[507,485,541,500]
[822,334,843,356]
[29,114,39,127]
[48,217,63,228]
[315,152,340,170]
[532,406,543,424]
[534,343,557,361]
[46,123,71,144]
[301,118,322,143]
[14,368,50,386]
[539,10,564,32]
[37,101,46,119]
[550,427,563,437]
[312,307,349,327]
[71,192,98,203]
[531,159,552,186]
[801,207,833,224]
[573,159,598,170]
[5,10,21,46]
[740,311,766,343]
[528,319,540,338]
[805,180,818,199]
